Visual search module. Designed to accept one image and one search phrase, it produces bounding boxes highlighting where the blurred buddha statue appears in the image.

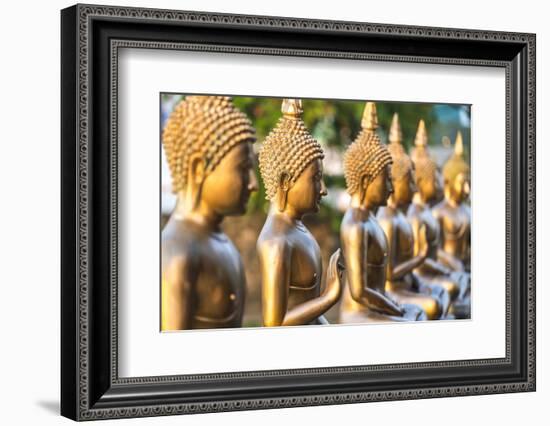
[377,114,447,320]
[407,121,470,316]
[161,96,258,330]
[257,98,344,327]
[339,103,425,323]
[433,131,472,274]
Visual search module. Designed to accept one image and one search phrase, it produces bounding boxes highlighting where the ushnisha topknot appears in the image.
[162,95,256,193]
[258,98,325,201]
[387,113,413,181]
[443,130,470,183]
[410,119,438,184]
[343,102,393,195]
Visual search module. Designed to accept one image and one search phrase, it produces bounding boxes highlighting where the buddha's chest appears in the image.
[288,232,322,290]
[393,216,414,260]
[441,207,470,241]
[193,239,245,318]
[420,209,440,245]
[366,220,389,267]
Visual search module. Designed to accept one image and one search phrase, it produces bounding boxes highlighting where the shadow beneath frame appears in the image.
[36,400,59,416]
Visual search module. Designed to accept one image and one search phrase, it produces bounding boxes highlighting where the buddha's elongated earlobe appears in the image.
[276,172,291,212]
[359,174,368,205]
[188,154,207,210]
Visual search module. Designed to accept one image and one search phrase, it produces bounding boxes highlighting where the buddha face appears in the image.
[201,143,258,216]
[418,169,442,203]
[285,159,327,216]
[392,168,416,206]
[364,164,393,208]
[447,171,470,203]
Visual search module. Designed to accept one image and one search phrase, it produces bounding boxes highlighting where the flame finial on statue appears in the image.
[454,130,464,157]
[361,101,379,131]
[442,130,470,183]
[388,112,403,145]
[387,113,412,181]
[281,98,303,119]
[414,119,428,148]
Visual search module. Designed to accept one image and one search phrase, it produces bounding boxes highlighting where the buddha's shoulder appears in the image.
[256,231,292,259]
[376,206,397,223]
[258,214,302,240]
[407,202,423,218]
[432,200,450,217]
[161,219,218,251]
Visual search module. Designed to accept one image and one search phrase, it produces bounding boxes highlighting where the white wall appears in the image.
[0,0,546,424]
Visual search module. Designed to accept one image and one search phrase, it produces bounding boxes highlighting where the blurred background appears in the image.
[160,94,471,326]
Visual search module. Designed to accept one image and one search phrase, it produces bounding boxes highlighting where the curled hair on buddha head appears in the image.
[443,130,470,184]
[343,102,392,195]
[410,119,438,184]
[258,98,325,201]
[162,95,256,194]
[387,113,413,181]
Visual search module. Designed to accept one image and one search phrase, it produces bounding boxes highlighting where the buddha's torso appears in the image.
[433,199,471,267]
[340,208,389,314]
[257,214,322,315]
[161,218,245,329]
[378,205,416,264]
[378,205,417,291]
[407,200,441,261]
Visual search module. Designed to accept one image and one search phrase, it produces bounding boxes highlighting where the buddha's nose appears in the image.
[320,179,328,197]
[248,169,259,192]
[464,181,470,196]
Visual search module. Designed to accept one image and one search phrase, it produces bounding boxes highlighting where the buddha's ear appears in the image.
[188,153,206,185]
[188,153,207,209]
[276,172,291,212]
[359,174,369,203]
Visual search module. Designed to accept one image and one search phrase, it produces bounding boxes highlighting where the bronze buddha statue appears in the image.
[376,114,447,320]
[433,131,471,274]
[407,122,470,317]
[339,103,425,323]
[161,96,258,330]
[257,99,344,327]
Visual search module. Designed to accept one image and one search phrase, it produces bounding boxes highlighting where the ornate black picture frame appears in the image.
[61,3,536,421]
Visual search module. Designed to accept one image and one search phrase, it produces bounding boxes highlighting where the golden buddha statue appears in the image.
[433,131,471,274]
[407,122,470,317]
[161,96,258,330]
[339,103,425,323]
[256,98,344,327]
[376,114,447,320]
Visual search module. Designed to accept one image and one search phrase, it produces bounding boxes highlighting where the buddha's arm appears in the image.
[161,256,196,331]
[379,216,425,281]
[437,249,465,272]
[259,240,340,327]
[344,224,403,316]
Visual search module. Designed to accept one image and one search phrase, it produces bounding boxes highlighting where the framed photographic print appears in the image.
[61,3,536,421]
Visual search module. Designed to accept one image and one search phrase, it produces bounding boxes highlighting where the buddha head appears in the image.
[343,102,393,208]
[162,96,258,216]
[442,131,470,204]
[258,98,326,216]
[410,119,442,204]
[387,113,416,207]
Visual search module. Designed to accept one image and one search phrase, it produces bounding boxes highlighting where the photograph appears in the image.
[160,95,472,331]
